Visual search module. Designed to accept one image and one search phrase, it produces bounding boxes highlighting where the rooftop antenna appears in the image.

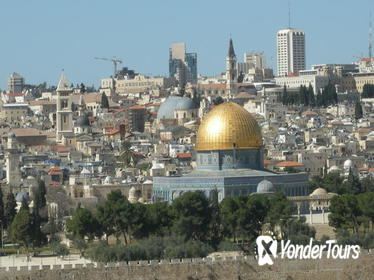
[288,1,291,28]
[369,12,373,59]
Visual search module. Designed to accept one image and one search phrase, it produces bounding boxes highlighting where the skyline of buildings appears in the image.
[3,17,374,91]
[3,19,374,96]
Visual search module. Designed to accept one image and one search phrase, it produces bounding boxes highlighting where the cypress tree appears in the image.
[101,93,109,109]
[4,192,17,229]
[0,188,4,244]
[0,188,4,225]
[20,197,29,212]
[282,85,287,105]
[308,84,315,107]
[354,101,363,120]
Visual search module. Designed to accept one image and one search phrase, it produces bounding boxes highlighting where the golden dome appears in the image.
[196,102,263,151]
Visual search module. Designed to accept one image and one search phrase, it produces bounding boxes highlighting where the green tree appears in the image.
[101,92,109,109]
[80,83,86,93]
[208,188,223,248]
[237,71,244,83]
[172,191,211,241]
[10,210,33,250]
[309,175,324,192]
[309,173,349,194]
[54,243,69,258]
[358,192,374,231]
[30,181,48,249]
[236,195,269,240]
[266,191,294,238]
[20,197,29,211]
[73,237,88,257]
[4,192,17,229]
[316,91,323,107]
[323,173,345,194]
[282,85,288,105]
[362,84,374,98]
[30,214,47,248]
[354,101,363,120]
[129,203,148,240]
[221,196,240,242]
[344,168,363,194]
[361,176,374,193]
[96,190,133,243]
[0,188,3,223]
[213,96,224,105]
[299,85,307,106]
[146,202,174,236]
[0,188,4,244]
[307,84,315,107]
[118,141,137,168]
[329,194,362,234]
[284,166,300,173]
[283,216,316,244]
[33,179,47,221]
[66,205,100,240]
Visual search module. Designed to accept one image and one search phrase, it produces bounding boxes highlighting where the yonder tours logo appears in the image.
[255,235,360,266]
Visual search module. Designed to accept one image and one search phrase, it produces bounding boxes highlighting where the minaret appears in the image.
[226,38,237,95]
[6,132,21,189]
[56,73,73,142]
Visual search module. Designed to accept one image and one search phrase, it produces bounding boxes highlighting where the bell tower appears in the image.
[226,38,237,95]
[6,132,21,189]
[56,73,73,142]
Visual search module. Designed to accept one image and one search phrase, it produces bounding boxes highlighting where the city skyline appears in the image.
[0,0,373,89]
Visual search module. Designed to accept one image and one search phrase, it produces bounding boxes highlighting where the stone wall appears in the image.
[1,254,374,280]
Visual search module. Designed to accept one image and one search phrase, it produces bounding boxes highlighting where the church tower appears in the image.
[6,132,21,189]
[56,73,73,142]
[226,38,237,95]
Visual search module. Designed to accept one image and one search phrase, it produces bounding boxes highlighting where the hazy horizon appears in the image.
[0,0,373,90]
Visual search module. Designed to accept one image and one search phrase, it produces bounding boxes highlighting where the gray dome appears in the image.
[75,114,90,127]
[257,179,275,194]
[15,192,29,202]
[157,96,197,120]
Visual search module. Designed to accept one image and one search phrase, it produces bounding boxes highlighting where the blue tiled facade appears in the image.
[197,149,263,170]
[152,169,309,203]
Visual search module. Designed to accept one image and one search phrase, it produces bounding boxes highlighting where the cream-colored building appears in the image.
[101,75,175,95]
[1,103,29,121]
[82,93,118,116]
[28,100,56,115]
[353,72,374,93]
[275,73,329,94]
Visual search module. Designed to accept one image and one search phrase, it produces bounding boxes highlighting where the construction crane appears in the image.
[94,57,123,77]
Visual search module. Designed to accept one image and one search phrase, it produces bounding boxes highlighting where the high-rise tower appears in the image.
[169,43,197,86]
[8,72,24,93]
[56,73,73,142]
[226,38,237,94]
[276,29,305,76]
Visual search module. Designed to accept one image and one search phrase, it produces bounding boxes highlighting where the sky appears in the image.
[0,0,373,90]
